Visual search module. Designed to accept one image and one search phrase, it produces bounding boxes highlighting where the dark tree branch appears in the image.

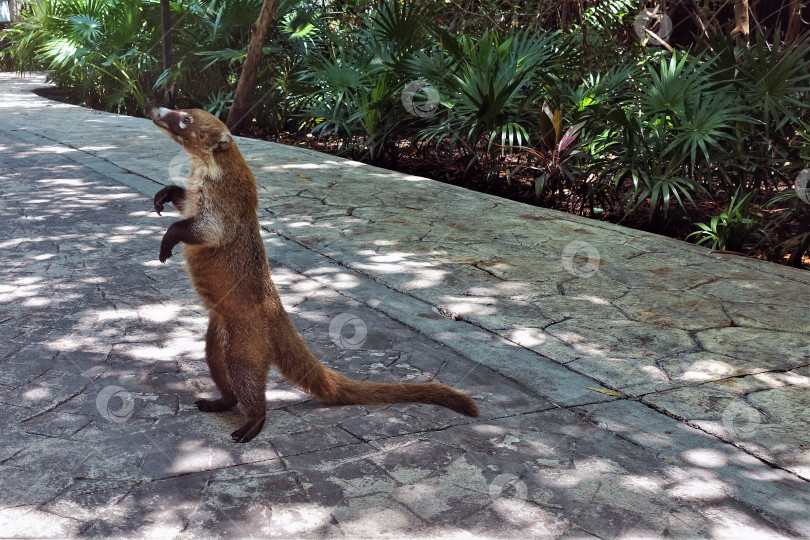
[160,0,174,108]
[785,0,805,45]
[226,0,280,134]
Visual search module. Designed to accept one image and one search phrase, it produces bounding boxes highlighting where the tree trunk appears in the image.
[732,0,750,42]
[160,0,174,108]
[226,0,280,133]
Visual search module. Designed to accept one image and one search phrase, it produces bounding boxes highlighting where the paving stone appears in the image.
[546,317,696,361]
[613,289,732,330]
[697,275,810,308]
[658,351,769,383]
[0,507,81,537]
[0,464,77,510]
[597,252,718,290]
[577,399,810,535]
[42,480,141,525]
[722,300,810,333]
[331,494,426,537]
[697,327,810,368]
[291,453,398,508]
[643,380,810,481]
[201,472,314,537]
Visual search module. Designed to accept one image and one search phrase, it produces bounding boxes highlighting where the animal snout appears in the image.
[144,99,170,121]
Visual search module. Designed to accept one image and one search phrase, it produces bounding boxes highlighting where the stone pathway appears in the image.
[0,73,808,538]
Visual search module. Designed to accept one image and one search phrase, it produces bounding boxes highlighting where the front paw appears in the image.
[153,185,183,216]
[159,238,173,263]
[154,187,171,215]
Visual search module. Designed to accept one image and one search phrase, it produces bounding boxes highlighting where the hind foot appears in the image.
[195,398,236,412]
[231,417,266,443]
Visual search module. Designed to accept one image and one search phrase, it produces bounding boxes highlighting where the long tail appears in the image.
[275,331,479,417]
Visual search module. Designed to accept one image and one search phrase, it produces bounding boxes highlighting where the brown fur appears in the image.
[145,103,478,443]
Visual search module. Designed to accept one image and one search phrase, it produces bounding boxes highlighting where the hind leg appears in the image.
[224,327,269,443]
[195,314,238,413]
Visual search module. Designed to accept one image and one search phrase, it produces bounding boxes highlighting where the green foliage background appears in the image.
[3,0,809,265]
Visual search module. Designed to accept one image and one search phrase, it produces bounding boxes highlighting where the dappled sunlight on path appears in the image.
[1,73,807,537]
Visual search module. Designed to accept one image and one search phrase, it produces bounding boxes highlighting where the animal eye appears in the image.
[182,117,193,125]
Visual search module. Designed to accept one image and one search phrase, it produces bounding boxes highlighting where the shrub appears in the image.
[4,1,809,266]
[3,0,161,112]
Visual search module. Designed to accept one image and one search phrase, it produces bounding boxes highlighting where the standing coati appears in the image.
[144,102,478,443]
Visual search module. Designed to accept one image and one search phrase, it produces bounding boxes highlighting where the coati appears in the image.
[144,102,478,443]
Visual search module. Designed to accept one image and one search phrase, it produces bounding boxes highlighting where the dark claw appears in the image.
[158,232,174,263]
[159,243,172,263]
[154,193,168,215]
[231,418,266,443]
[154,186,177,215]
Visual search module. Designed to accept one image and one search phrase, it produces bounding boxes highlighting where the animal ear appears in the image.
[213,132,233,151]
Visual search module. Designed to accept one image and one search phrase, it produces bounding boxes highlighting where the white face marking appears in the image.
[178,115,193,129]
[156,107,171,119]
